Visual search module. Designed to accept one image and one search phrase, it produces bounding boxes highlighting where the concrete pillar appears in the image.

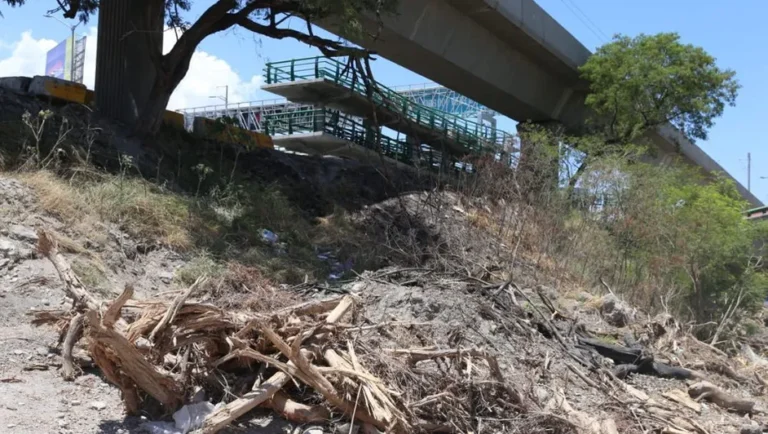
[94,0,164,126]
[516,121,562,203]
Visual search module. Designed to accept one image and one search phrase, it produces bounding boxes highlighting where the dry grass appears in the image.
[20,170,195,250]
[71,256,111,296]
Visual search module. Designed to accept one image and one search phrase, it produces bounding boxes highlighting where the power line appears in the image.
[558,0,609,44]
[564,0,611,41]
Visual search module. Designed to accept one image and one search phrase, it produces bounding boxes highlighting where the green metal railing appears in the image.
[264,56,512,155]
[263,108,413,164]
[263,107,474,173]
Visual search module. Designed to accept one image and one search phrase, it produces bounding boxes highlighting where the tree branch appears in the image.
[236,15,368,58]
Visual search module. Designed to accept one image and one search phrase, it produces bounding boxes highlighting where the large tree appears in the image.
[580,32,739,144]
[566,32,740,192]
[2,0,397,135]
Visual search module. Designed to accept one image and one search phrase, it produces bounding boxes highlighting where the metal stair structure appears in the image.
[262,56,512,156]
[178,56,514,171]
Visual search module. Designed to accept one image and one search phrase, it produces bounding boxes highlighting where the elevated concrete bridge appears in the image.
[316,0,760,206]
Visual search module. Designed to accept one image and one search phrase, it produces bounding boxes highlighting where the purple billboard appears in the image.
[45,39,67,79]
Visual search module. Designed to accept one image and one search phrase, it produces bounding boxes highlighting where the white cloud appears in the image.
[0,31,57,77]
[0,29,263,111]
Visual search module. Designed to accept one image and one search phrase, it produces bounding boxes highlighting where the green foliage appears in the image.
[297,0,398,39]
[580,32,739,143]
[660,174,764,320]
[575,158,768,324]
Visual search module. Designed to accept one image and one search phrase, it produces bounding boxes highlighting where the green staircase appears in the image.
[264,56,512,156]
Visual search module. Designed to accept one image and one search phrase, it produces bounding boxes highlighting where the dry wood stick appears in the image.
[202,296,355,433]
[149,275,207,343]
[264,390,330,423]
[259,322,388,430]
[60,312,84,381]
[37,229,99,311]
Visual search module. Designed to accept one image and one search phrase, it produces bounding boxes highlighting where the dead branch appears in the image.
[87,307,182,411]
[103,284,133,329]
[37,229,100,312]
[688,381,757,414]
[259,322,391,431]
[149,275,207,343]
[202,295,357,433]
[61,312,84,381]
[386,347,528,410]
[264,390,330,424]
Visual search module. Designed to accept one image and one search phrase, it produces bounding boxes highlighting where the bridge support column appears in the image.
[94,0,164,127]
[516,121,562,204]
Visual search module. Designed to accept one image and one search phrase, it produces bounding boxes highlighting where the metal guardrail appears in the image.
[264,107,414,164]
[264,56,513,154]
[390,83,495,119]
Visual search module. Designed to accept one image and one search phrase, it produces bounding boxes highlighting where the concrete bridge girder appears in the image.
[316,0,587,129]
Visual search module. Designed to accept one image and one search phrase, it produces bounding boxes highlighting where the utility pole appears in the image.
[209,85,229,112]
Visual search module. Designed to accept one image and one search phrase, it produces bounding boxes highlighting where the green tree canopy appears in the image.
[580,32,740,144]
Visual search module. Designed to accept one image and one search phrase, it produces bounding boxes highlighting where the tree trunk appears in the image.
[516,122,561,205]
[94,0,165,127]
[133,79,175,137]
[132,0,240,136]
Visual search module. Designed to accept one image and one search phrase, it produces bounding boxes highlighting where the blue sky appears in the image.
[0,1,765,202]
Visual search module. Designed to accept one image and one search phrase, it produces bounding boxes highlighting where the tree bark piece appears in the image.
[87,309,182,411]
[688,381,757,413]
[264,391,330,424]
[61,313,84,381]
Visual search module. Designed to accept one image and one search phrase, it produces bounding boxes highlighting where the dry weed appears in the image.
[20,170,194,250]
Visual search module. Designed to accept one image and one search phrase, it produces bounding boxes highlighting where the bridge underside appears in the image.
[316,0,588,130]
[315,0,760,206]
[272,132,412,170]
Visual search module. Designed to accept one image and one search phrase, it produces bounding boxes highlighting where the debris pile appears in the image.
[30,229,526,433]
[27,225,768,433]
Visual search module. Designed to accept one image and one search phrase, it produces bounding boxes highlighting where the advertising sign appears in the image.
[45,39,67,79]
[44,36,87,83]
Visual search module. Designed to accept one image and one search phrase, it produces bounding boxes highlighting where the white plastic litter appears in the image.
[173,401,217,433]
[141,421,178,434]
[141,401,219,434]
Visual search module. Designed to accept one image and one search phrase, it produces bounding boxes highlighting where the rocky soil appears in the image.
[0,176,298,434]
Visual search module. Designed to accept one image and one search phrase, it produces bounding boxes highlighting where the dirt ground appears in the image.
[3,169,768,434]
[0,176,300,434]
